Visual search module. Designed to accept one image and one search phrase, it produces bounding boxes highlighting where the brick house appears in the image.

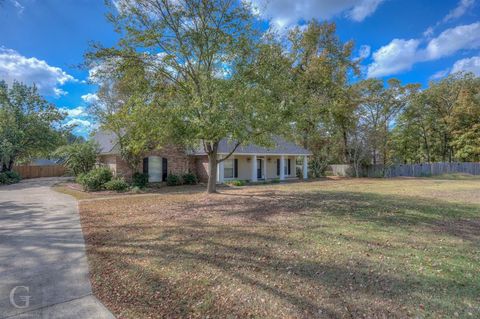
[93,131,311,183]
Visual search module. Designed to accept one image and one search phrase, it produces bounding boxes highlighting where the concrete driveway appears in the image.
[0,178,114,319]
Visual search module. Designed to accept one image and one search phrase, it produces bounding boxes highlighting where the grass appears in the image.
[75,178,480,318]
[429,173,480,180]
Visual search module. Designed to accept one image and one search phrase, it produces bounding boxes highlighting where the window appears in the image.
[224,159,234,178]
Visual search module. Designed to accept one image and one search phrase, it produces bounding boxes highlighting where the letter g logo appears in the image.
[10,286,30,309]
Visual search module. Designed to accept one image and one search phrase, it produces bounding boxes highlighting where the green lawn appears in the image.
[76,178,480,318]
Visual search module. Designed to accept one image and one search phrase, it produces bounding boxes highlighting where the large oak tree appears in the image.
[88,0,292,193]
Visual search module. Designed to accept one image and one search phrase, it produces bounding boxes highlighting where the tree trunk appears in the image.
[207,151,218,194]
[342,129,349,163]
[2,161,13,172]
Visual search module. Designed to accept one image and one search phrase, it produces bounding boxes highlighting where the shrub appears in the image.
[309,156,328,177]
[271,178,280,183]
[104,178,129,192]
[0,173,7,185]
[131,186,143,194]
[182,172,198,185]
[54,141,99,176]
[77,167,113,191]
[75,172,86,184]
[166,174,182,186]
[0,171,21,185]
[296,167,302,178]
[226,179,245,186]
[132,172,149,188]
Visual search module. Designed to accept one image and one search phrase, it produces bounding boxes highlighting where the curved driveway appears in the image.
[0,178,114,319]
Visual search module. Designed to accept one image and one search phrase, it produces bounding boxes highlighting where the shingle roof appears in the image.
[190,136,311,156]
[93,130,311,156]
[92,130,120,154]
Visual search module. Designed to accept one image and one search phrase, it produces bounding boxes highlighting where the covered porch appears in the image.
[217,154,308,183]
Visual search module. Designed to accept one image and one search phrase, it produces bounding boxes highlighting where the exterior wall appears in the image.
[144,145,193,177]
[98,155,118,175]
[98,145,306,183]
[266,156,278,178]
[236,156,250,180]
[221,155,298,181]
[195,155,209,183]
[98,145,196,181]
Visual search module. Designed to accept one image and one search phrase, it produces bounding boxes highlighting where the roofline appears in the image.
[192,152,312,156]
[98,152,119,156]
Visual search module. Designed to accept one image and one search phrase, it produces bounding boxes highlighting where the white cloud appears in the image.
[367,22,480,77]
[358,45,371,59]
[0,47,76,97]
[430,68,450,80]
[65,118,92,128]
[348,0,383,22]
[423,26,434,37]
[81,93,99,104]
[9,0,25,14]
[63,115,97,135]
[53,88,68,97]
[249,0,384,30]
[59,105,96,135]
[424,22,480,60]
[367,39,420,77]
[59,106,87,117]
[451,56,480,75]
[430,56,480,80]
[87,57,122,84]
[422,1,475,39]
[443,0,475,22]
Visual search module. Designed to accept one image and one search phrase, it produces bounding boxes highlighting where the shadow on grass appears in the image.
[81,188,480,318]
[209,188,480,242]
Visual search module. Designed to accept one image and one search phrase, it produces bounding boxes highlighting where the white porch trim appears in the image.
[303,155,308,179]
[251,155,258,182]
[279,155,285,181]
[217,158,224,183]
[215,154,307,183]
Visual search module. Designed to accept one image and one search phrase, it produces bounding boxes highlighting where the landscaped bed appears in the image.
[75,178,480,318]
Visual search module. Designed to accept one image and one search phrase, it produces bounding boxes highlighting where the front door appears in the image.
[257,159,262,179]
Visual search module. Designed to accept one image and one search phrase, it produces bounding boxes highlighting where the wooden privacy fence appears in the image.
[329,162,480,178]
[13,165,68,179]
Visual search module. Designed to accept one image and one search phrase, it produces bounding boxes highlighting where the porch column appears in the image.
[263,156,267,180]
[251,155,257,182]
[303,155,308,179]
[217,160,224,183]
[280,155,285,181]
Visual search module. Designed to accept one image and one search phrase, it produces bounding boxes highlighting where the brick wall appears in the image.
[98,145,197,180]
[98,155,117,175]
[194,155,210,182]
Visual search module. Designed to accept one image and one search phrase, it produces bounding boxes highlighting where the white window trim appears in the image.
[223,158,235,179]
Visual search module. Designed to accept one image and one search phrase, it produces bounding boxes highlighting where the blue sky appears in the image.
[1,0,479,137]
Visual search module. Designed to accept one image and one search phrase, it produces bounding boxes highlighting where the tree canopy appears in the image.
[0,81,66,172]
[88,0,294,192]
[85,0,480,186]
